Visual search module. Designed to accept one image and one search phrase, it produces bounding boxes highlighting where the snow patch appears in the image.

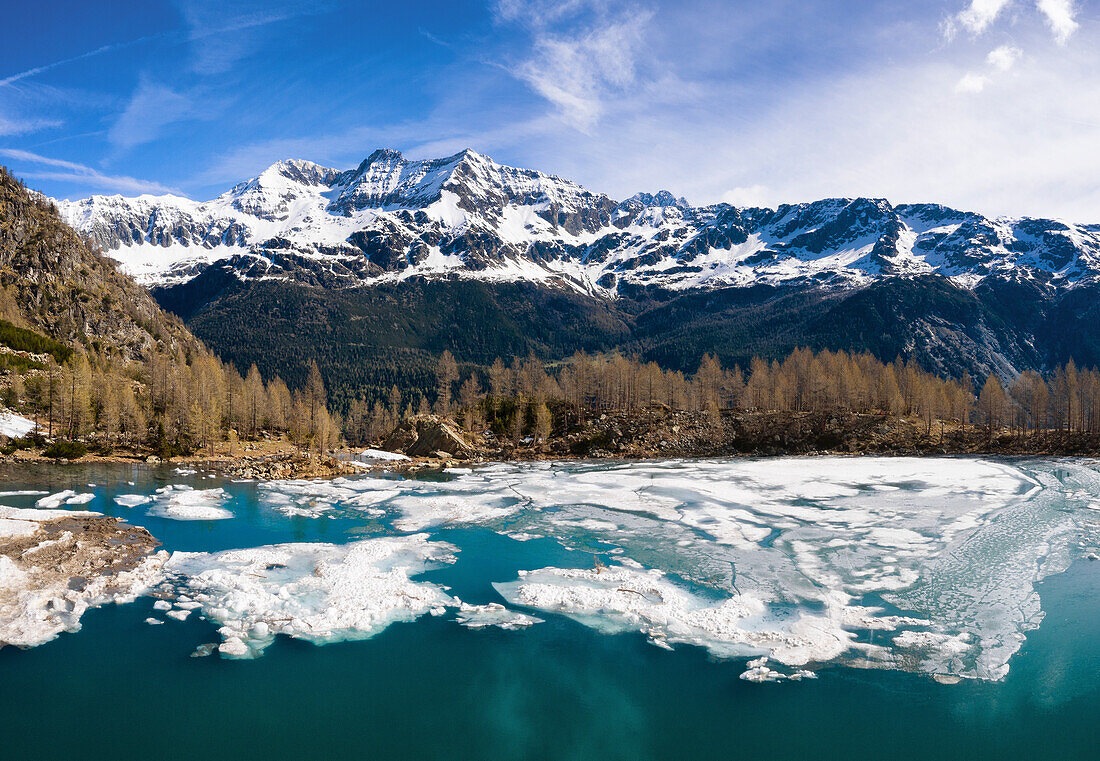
[0,410,36,438]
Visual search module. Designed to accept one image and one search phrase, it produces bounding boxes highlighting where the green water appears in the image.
[0,461,1098,760]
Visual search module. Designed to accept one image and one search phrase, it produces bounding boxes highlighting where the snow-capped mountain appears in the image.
[57,148,1100,294]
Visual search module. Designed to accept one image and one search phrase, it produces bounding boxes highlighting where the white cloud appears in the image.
[0,149,174,195]
[945,0,1079,43]
[955,72,991,92]
[1036,0,1078,44]
[516,16,650,132]
[720,185,773,208]
[108,79,194,149]
[987,44,1023,70]
[495,0,653,133]
[947,0,1014,38]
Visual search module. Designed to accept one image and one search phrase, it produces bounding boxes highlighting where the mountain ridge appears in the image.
[56,148,1100,295]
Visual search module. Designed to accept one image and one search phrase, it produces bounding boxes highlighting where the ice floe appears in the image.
[0,514,166,651]
[146,485,232,521]
[0,506,100,522]
[161,534,458,658]
[34,490,94,509]
[258,477,402,519]
[497,564,870,668]
[453,601,543,630]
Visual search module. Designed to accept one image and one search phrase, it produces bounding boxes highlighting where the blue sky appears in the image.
[1,0,1097,219]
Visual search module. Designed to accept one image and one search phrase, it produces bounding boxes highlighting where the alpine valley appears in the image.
[56,148,1100,404]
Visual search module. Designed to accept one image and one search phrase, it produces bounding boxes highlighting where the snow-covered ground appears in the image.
[0,410,36,439]
[0,506,165,649]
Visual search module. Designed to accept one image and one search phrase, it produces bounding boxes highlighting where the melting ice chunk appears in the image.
[162,534,458,658]
[147,485,232,521]
[453,601,543,630]
[495,564,872,667]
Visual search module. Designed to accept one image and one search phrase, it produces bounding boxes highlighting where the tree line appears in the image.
[343,348,1100,445]
[3,346,339,455]
[11,337,1100,454]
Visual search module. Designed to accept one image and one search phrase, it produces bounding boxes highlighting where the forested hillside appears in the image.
[156,265,1100,421]
[0,166,337,455]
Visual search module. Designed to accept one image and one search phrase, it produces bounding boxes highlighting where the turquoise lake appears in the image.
[0,457,1097,760]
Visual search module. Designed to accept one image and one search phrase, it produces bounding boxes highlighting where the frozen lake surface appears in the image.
[1,457,1098,759]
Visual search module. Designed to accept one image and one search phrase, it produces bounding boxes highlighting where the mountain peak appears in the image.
[624,190,690,209]
[362,148,405,166]
[261,158,338,185]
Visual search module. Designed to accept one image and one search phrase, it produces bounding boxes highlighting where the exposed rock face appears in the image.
[0,167,204,363]
[383,415,474,459]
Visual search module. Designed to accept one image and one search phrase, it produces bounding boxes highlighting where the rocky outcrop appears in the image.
[382,415,475,459]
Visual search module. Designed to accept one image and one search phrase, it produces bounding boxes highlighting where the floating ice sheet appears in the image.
[161,534,458,658]
[146,485,232,521]
[4,455,1094,682]
[34,490,95,509]
[453,601,543,630]
[476,457,1091,682]
[244,457,1085,680]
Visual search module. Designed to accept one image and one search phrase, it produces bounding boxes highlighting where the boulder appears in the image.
[381,421,419,453]
[406,419,473,459]
[383,415,474,459]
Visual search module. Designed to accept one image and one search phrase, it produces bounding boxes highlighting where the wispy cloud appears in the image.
[518,17,650,132]
[175,0,337,74]
[1036,0,1079,44]
[0,115,61,136]
[495,1,653,133]
[108,78,196,149]
[0,33,165,88]
[0,149,174,195]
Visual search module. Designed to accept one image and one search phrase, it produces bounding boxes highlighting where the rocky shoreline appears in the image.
[373,410,1100,466]
[8,410,1100,481]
